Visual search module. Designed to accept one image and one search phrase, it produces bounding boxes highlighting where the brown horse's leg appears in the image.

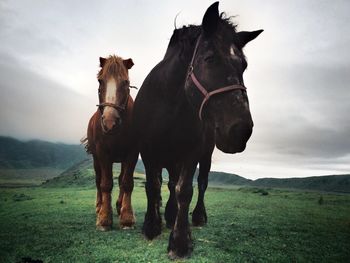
[96,161,113,231]
[142,160,162,239]
[119,152,137,228]
[93,156,102,214]
[165,165,179,228]
[116,163,125,216]
[168,161,197,259]
[192,153,212,226]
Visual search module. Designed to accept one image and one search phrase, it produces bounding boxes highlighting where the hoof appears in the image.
[142,211,162,240]
[168,250,191,260]
[121,226,134,230]
[192,207,207,227]
[167,230,193,259]
[96,211,112,231]
[96,225,112,231]
[119,212,136,228]
[142,220,162,240]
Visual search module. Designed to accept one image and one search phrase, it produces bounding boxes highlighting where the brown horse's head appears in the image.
[97,55,134,133]
[184,2,263,153]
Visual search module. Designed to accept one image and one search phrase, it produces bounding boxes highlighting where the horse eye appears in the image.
[122,80,130,88]
[204,55,214,63]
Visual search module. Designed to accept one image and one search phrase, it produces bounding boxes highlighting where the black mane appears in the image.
[164,13,238,60]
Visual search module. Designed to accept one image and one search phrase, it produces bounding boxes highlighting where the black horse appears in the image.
[132,2,263,258]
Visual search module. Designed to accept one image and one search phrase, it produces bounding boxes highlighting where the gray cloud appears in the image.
[0,0,349,178]
[250,63,350,159]
[0,53,95,143]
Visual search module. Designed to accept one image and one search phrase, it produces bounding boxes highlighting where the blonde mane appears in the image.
[97,55,129,81]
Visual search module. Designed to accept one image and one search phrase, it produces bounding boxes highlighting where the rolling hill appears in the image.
[0,136,86,169]
[251,174,350,193]
[44,157,350,193]
[1,136,349,193]
[0,136,87,186]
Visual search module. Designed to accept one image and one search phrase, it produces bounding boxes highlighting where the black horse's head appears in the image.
[184,2,263,153]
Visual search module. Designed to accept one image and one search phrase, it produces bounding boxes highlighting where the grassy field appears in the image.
[0,184,349,262]
[0,168,63,187]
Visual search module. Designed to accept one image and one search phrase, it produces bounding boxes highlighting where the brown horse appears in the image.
[83,55,137,231]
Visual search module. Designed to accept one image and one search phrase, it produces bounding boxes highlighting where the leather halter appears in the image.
[187,34,247,120]
[96,84,133,112]
[96,92,129,134]
[96,99,129,112]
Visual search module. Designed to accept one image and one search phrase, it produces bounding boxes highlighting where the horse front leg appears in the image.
[168,161,197,259]
[93,156,102,214]
[142,159,162,239]
[119,151,137,228]
[192,152,212,226]
[96,161,113,231]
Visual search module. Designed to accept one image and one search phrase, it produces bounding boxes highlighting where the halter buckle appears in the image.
[188,66,194,77]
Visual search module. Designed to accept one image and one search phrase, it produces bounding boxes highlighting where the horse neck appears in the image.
[160,44,196,96]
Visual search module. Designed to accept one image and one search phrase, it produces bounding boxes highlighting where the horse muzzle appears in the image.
[101,116,122,134]
[215,121,253,154]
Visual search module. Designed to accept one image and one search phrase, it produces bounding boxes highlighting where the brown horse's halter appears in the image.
[96,94,129,112]
[96,83,138,112]
[96,82,138,133]
[187,34,247,120]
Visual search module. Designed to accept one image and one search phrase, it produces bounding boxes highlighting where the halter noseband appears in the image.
[96,83,138,112]
[187,34,247,121]
[96,100,129,112]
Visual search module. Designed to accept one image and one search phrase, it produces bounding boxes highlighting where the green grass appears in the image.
[0,185,349,262]
[0,168,63,186]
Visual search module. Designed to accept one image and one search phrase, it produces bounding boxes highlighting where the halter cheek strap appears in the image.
[187,34,247,120]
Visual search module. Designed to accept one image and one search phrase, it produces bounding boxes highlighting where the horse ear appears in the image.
[202,2,219,36]
[237,30,264,49]
[99,57,106,68]
[123,58,134,69]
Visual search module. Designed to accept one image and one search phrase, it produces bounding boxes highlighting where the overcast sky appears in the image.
[0,0,349,179]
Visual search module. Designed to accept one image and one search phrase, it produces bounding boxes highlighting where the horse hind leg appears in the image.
[93,157,102,214]
[116,163,125,216]
[119,154,137,228]
[165,165,179,228]
[142,160,162,239]
[96,161,113,231]
[192,153,211,226]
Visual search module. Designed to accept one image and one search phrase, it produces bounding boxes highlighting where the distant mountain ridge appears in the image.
[1,136,349,193]
[0,136,86,169]
[251,174,350,193]
[206,172,350,193]
[45,158,350,193]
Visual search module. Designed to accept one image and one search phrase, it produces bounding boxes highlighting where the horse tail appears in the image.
[80,136,91,154]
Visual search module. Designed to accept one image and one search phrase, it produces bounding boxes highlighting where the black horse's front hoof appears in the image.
[192,205,207,226]
[167,230,193,259]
